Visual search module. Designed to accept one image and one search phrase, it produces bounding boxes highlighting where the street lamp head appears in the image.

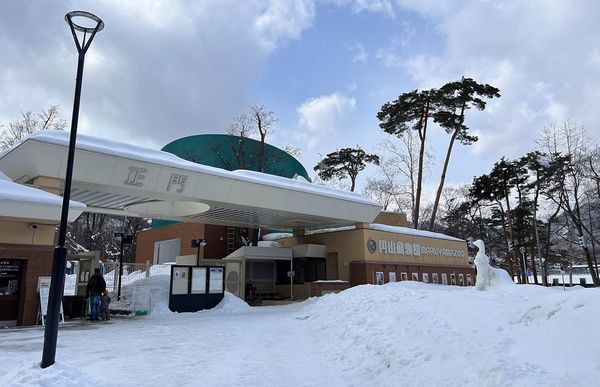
[65,11,104,54]
[65,11,104,33]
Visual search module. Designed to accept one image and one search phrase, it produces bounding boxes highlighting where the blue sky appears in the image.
[1,0,599,205]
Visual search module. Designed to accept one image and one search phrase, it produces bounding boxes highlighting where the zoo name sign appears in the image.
[368,238,465,258]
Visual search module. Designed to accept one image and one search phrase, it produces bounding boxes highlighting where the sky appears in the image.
[1,0,599,199]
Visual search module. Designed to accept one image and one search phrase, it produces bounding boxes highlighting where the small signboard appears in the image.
[38,277,64,325]
[287,270,295,278]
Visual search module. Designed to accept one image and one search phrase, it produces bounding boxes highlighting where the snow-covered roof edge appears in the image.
[265,224,465,243]
[6,130,380,208]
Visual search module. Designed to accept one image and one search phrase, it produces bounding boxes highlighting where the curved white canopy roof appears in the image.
[0,131,381,230]
[0,171,85,223]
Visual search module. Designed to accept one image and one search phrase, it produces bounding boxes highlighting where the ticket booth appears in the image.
[169,256,226,313]
[0,259,25,327]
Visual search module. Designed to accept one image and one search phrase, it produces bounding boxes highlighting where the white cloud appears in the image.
[375,0,600,162]
[298,93,356,131]
[326,0,395,17]
[0,0,316,148]
[254,0,316,51]
[348,42,368,63]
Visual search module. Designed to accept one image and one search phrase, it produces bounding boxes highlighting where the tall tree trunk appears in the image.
[414,102,429,229]
[497,203,515,279]
[502,192,521,283]
[428,129,458,230]
[529,243,538,284]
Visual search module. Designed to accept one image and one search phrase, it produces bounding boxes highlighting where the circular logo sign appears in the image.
[367,238,377,253]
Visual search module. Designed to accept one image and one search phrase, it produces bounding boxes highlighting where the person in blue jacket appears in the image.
[85,268,106,321]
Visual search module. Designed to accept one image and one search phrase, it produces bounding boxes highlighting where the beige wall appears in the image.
[372,212,408,227]
[278,226,468,282]
[0,220,55,246]
[31,176,61,195]
[278,228,368,281]
[361,228,469,266]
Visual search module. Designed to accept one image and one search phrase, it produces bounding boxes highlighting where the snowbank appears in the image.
[211,292,252,314]
[298,281,600,386]
[0,362,103,387]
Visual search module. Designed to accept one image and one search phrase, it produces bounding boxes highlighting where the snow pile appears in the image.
[210,292,252,314]
[110,274,171,315]
[261,232,293,241]
[488,267,515,288]
[298,281,600,386]
[0,361,104,387]
[257,240,282,247]
[370,223,464,241]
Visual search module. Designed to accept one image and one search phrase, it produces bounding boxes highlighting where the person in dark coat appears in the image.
[86,268,106,321]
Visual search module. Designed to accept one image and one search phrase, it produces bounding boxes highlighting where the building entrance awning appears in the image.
[0,131,382,230]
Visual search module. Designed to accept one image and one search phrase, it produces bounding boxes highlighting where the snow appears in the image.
[261,232,293,241]
[11,130,376,206]
[303,223,465,242]
[369,223,465,242]
[2,274,600,386]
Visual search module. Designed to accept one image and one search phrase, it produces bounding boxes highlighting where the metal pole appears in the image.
[290,259,293,300]
[117,234,124,300]
[41,49,86,369]
[197,242,201,266]
[41,11,103,368]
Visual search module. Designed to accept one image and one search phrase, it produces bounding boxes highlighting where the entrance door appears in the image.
[326,253,338,280]
[0,259,24,327]
[154,238,181,264]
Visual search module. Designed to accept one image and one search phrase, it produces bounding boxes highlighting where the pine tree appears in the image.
[314,147,380,192]
[377,89,439,228]
[429,77,500,231]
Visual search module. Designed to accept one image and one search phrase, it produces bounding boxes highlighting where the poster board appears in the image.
[172,267,189,295]
[191,267,207,294]
[38,277,64,325]
[209,268,223,294]
[0,259,23,296]
[389,272,397,283]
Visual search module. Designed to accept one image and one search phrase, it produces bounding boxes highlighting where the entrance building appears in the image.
[0,172,84,326]
[0,130,381,324]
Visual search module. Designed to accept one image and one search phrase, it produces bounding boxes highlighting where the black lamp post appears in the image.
[115,232,133,301]
[191,239,207,266]
[41,11,104,369]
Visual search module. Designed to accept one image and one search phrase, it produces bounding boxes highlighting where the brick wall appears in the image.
[350,260,476,287]
[309,281,350,296]
[0,243,53,326]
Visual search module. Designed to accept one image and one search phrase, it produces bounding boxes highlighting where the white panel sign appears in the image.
[191,267,207,294]
[209,268,224,294]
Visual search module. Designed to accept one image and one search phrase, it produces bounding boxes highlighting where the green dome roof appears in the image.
[161,134,309,179]
[153,134,309,229]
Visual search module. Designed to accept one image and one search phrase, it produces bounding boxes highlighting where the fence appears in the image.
[103,261,171,292]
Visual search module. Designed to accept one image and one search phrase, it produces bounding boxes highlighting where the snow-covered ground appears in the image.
[1,273,599,387]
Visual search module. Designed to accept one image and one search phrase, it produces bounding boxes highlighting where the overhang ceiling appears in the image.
[0,131,382,230]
